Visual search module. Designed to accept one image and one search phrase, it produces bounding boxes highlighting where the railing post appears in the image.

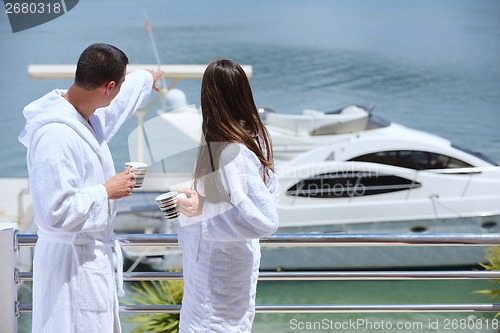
[0,228,18,333]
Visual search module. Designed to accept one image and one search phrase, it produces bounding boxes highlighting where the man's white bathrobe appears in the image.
[178,143,280,333]
[18,70,153,333]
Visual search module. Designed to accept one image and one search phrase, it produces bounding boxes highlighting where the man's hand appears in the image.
[177,188,203,217]
[145,69,164,92]
[104,167,135,199]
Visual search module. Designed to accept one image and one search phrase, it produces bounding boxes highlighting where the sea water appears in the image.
[1,0,499,176]
[2,0,500,332]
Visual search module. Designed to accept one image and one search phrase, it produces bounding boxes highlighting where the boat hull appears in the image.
[259,215,500,270]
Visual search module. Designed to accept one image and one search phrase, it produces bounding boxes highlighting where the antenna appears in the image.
[143,9,169,102]
[135,9,169,175]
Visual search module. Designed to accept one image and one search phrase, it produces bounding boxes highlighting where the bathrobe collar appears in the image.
[19,89,104,157]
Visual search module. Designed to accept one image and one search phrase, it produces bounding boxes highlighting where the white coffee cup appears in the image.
[155,191,180,220]
[125,162,148,189]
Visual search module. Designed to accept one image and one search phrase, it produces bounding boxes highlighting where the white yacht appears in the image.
[263,104,500,231]
[120,102,500,270]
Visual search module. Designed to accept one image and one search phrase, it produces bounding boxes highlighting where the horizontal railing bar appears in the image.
[123,271,182,281]
[255,304,500,314]
[15,233,180,247]
[16,233,500,248]
[260,233,500,246]
[16,270,500,283]
[258,271,500,280]
[118,234,179,246]
[16,303,500,315]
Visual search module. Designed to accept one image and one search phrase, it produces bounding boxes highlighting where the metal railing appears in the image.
[2,229,500,331]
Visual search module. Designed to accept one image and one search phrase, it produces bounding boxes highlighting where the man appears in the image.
[18,43,189,332]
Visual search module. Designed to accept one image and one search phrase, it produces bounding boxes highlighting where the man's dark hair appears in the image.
[74,43,129,90]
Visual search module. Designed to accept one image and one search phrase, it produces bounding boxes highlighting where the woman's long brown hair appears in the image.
[194,59,274,202]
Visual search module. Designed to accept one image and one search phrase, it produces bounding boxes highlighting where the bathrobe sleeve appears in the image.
[193,144,280,241]
[94,70,153,142]
[29,124,110,233]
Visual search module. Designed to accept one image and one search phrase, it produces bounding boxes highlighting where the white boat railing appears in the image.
[2,229,500,331]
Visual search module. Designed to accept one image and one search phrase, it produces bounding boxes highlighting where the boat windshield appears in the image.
[325,105,391,131]
[451,145,499,166]
[366,114,391,130]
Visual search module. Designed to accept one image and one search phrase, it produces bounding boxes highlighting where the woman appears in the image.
[178,59,280,332]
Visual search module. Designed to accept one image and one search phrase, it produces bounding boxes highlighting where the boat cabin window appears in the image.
[348,150,473,170]
[286,172,421,198]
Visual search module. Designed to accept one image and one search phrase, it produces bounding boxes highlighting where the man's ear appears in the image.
[105,81,116,95]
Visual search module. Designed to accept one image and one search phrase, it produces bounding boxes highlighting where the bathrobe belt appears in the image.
[37,230,125,296]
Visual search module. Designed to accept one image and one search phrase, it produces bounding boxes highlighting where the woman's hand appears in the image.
[177,188,203,217]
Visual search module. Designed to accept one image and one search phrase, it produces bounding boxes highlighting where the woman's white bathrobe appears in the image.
[18,70,153,333]
[178,143,280,333]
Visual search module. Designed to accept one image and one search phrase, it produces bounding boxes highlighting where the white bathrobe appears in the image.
[178,143,280,333]
[18,70,153,333]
